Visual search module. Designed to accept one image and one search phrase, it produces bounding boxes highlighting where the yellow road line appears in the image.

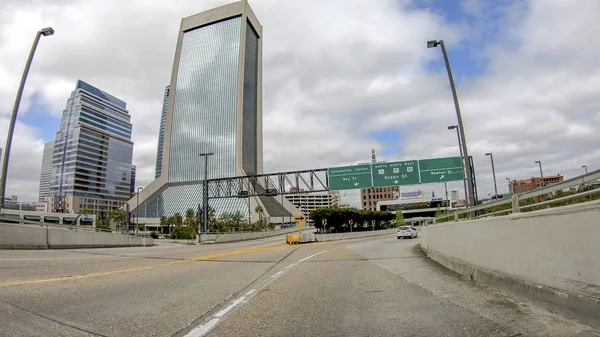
[188,242,285,261]
[0,242,288,287]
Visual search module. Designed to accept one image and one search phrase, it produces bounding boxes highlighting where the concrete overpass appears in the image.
[0,171,598,336]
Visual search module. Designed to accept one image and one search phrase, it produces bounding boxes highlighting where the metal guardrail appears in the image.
[436,169,600,222]
[0,218,112,233]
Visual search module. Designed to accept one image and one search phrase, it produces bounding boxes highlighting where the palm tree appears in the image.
[184,208,196,229]
[159,216,167,234]
[230,211,243,231]
[105,208,126,231]
[254,205,264,223]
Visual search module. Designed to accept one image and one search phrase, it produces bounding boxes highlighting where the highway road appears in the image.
[1,234,598,337]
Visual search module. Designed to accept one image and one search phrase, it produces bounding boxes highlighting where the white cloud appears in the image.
[0,0,598,208]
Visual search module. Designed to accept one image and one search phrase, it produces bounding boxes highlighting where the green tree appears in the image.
[230,211,244,231]
[435,205,443,218]
[172,213,183,227]
[184,208,196,228]
[198,206,217,231]
[95,218,111,231]
[159,216,167,234]
[107,208,126,231]
[395,211,405,227]
[309,207,394,233]
[168,213,195,239]
[254,205,265,224]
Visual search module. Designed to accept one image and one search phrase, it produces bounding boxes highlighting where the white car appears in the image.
[397,226,418,239]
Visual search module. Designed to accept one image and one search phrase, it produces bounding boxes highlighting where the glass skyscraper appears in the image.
[47,80,134,216]
[38,140,55,201]
[130,0,267,219]
[155,85,169,179]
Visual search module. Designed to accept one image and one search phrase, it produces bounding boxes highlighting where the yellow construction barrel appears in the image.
[286,233,301,245]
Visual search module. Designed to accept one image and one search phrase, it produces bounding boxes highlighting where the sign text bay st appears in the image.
[327,156,464,191]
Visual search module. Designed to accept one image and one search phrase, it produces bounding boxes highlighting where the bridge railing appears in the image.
[435,169,600,223]
[0,217,113,233]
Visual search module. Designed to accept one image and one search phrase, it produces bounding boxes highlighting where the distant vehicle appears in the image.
[397,226,418,239]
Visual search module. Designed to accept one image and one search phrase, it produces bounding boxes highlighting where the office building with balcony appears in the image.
[285,190,340,220]
[129,1,298,223]
[45,80,134,216]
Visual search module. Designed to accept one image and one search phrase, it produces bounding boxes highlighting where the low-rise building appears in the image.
[376,190,460,225]
[360,186,399,211]
[509,175,564,194]
[33,201,49,212]
[2,195,37,211]
[285,190,340,220]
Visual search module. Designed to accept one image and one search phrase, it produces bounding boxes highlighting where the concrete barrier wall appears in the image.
[0,223,152,249]
[199,227,307,244]
[420,201,600,328]
[0,223,48,249]
[316,228,397,242]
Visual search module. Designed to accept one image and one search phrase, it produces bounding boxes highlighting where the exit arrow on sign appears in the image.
[439,175,445,180]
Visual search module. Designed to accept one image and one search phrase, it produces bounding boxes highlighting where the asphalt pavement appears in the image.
[0,234,598,337]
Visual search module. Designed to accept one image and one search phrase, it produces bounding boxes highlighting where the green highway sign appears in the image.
[372,160,420,187]
[418,157,464,183]
[327,156,464,191]
[328,164,373,191]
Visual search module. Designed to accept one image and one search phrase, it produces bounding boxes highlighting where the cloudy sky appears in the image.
[1,0,598,206]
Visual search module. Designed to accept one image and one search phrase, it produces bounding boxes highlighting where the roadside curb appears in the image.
[419,244,600,329]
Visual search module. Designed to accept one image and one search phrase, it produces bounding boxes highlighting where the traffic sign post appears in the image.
[372,160,420,187]
[418,157,464,183]
[293,215,306,222]
[327,164,372,191]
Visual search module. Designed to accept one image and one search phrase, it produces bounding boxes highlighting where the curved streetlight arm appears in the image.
[431,40,474,207]
[1,29,54,209]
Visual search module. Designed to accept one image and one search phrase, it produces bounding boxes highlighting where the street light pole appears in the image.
[448,125,468,206]
[582,165,588,174]
[199,152,214,234]
[136,187,143,235]
[0,27,54,210]
[535,160,544,186]
[429,40,474,208]
[485,152,498,198]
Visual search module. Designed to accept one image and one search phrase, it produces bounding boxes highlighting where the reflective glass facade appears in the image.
[242,20,259,176]
[136,14,262,218]
[38,140,55,201]
[168,16,242,183]
[49,80,134,214]
[155,85,169,179]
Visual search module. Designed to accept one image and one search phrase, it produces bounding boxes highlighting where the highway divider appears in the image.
[198,226,311,244]
[315,228,397,242]
[0,222,153,249]
[420,200,600,329]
